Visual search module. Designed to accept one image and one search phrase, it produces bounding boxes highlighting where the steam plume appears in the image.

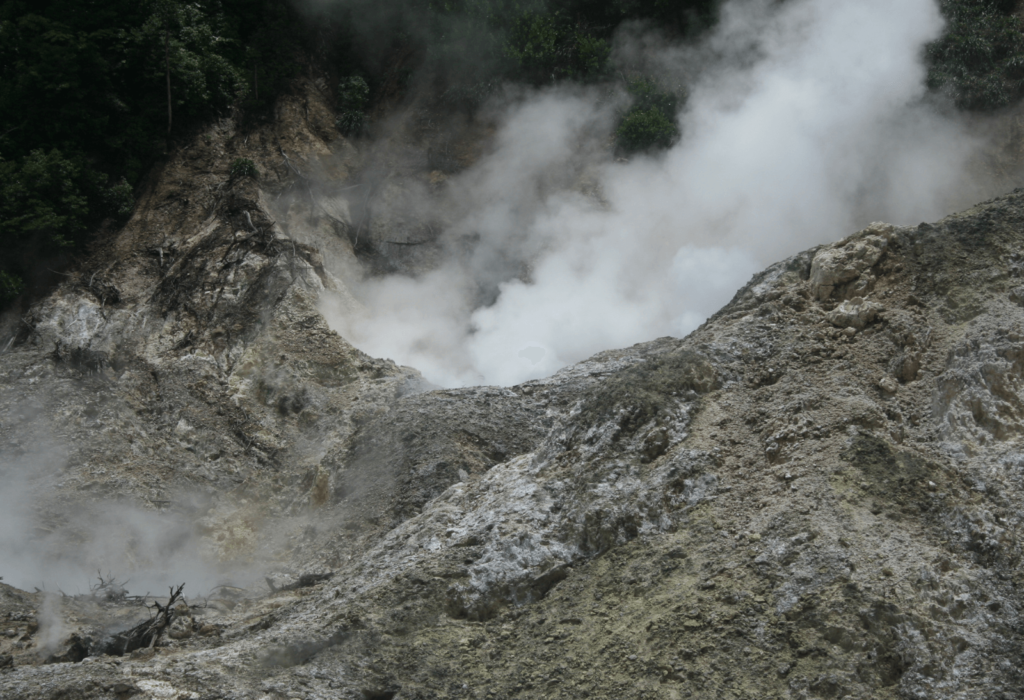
[0,412,254,595]
[325,0,990,387]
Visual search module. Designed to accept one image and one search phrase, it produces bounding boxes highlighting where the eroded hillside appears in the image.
[1,76,1024,700]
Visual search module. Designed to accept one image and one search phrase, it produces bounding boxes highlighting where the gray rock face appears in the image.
[808,223,893,301]
[2,87,1024,700]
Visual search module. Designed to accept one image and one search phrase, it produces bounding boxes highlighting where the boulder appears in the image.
[826,297,883,329]
[808,223,893,300]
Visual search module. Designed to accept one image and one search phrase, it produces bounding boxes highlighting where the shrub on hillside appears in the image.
[336,75,370,135]
[230,158,259,180]
[616,78,681,153]
[105,179,135,220]
[0,271,24,303]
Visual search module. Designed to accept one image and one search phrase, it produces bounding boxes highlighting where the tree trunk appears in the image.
[165,32,172,135]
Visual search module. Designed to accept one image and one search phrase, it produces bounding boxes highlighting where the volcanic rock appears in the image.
[1,82,1023,700]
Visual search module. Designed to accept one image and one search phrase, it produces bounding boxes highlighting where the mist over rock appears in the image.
[3,2,1024,699]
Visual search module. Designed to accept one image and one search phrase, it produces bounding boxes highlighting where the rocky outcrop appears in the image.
[2,84,1024,700]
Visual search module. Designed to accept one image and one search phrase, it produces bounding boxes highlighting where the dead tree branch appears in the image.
[114,583,186,655]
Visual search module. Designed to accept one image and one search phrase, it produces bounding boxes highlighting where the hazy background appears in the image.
[324,0,993,387]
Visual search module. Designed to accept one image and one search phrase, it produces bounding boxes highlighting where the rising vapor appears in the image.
[329,0,979,387]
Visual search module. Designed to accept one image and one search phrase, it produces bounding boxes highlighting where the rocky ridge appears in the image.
[1,80,1024,700]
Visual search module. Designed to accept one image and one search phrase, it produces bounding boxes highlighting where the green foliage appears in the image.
[441,79,503,110]
[238,1,304,113]
[0,271,24,303]
[617,108,677,152]
[616,78,681,153]
[340,76,370,110]
[574,32,611,77]
[418,0,714,91]
[505,12,559,80]
[0,149,90,249]
[625,77,680,115]
[133,1,247,121]
[335,111,366,136]
[105,179,135,220]
[561,0,720,37]
[230,158,259,180]
[505,11,610,83]
[336,75,369,135]
[413,2,515,92]
[0,0,302,306]
[926,0,1024,110]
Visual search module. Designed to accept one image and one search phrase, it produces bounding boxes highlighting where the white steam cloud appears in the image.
[326,0,986,387]
[0,405,257,595]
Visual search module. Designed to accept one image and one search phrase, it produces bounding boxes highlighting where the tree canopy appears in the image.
[0,0,303,303]
[0,0,1019,308]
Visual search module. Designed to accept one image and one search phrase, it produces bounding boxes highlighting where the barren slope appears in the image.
[2,82,1024,700]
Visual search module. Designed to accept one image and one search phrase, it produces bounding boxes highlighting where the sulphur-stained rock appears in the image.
[136,679,199,699]
[826,296,883,329]
[933,332,1024,442]
[1010,285,1024,306]
[889,348,922,382]
[878,375,899,394]
[808,222,894,300]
